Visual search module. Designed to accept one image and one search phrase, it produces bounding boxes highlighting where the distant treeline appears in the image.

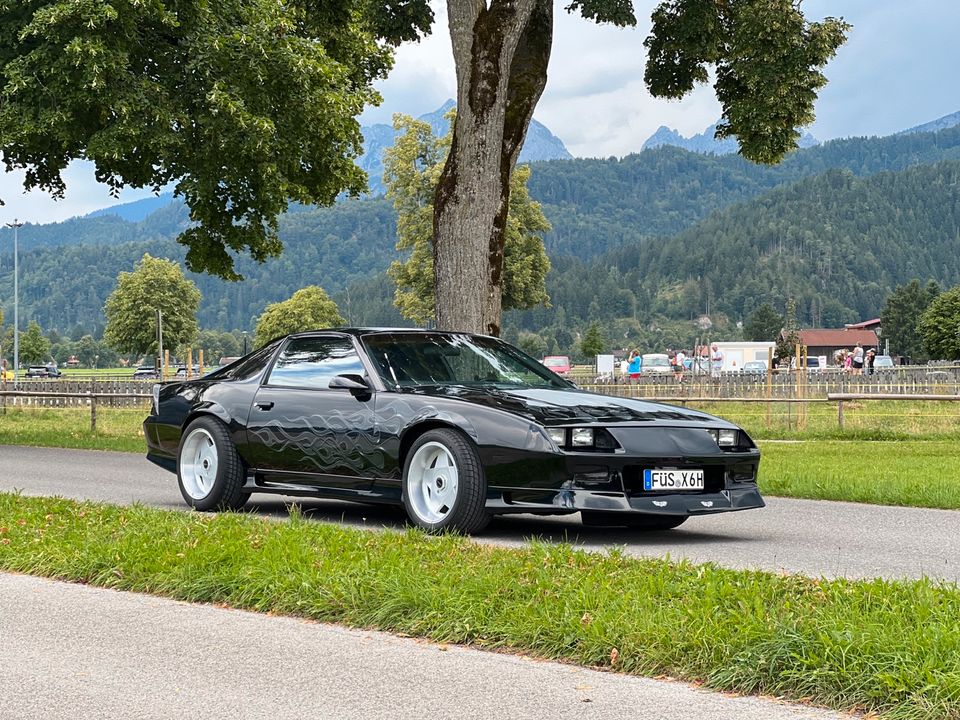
[1,125,959,341]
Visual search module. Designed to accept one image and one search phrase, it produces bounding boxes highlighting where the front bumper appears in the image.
[484,425,764,517]
[485,484,764,516]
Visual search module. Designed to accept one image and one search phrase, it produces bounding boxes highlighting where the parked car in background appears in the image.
[541,355,571,376]
[873,355,895,369]
[175,365,202,377]
[133,365,158,380]
[145,329,764,533]
[640,353,672,374]
[25,365,61,378]
[742,361,768,376]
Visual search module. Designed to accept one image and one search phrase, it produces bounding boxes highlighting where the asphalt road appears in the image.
[0,572,846,720]
[3,445,958,583]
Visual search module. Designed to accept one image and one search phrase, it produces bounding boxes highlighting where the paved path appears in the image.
[0,573,848,720]
[3,445,957,582]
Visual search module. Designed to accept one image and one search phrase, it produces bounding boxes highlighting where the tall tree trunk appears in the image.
[434,0,552,336]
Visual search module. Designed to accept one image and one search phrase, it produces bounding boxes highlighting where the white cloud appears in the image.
[0,160,159,228]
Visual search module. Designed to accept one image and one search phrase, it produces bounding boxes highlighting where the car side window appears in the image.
[214,342,278,381]
[267,336,366,390]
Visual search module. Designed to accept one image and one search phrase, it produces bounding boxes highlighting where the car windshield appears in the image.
[543,357,568,368]
[363,333,572,389]
[644,357,670,367]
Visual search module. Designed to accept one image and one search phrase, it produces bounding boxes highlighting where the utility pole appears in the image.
[156,308,164,375]
[5,220,22,387]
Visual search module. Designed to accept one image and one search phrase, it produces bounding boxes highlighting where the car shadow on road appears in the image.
[243,497,757,547]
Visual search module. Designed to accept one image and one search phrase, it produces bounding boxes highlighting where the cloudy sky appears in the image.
[1,0,958,227]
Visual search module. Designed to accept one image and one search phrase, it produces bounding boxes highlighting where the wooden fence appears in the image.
[576,367,960,399]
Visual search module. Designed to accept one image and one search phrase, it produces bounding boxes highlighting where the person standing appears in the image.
[674,348,686,382]
[710,344,723,378]
[627,350,641,383]
[851,343,864,375]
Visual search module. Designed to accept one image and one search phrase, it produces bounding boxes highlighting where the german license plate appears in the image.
[643,469,704,491]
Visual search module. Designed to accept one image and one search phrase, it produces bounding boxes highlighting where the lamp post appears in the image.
[242,330,248,355]
[5,220,22,387]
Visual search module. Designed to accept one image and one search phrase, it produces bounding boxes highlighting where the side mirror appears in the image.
[329,374,371,396]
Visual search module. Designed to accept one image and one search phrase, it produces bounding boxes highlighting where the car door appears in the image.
[244,334,377,490]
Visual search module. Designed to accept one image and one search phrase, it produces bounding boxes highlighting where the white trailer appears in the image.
[709,341,776,372]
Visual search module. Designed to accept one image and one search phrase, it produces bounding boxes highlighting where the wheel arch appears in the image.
[181,403,232,433]
[398,418,477,472]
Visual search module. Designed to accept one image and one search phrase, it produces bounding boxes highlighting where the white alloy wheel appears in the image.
[406,441,460,524]
[179,427,219,500]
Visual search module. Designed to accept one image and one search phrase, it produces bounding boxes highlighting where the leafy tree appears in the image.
[0,1,426,280]
[881,279,940,361]
[19,320,51,365]
[1,1,847,338]
[103,253,201,356]
[775,298,799,365]
[384,113,550,325]
[75,335,99,368]
[254,286,345,348]
[744,303,783,342]
[580,322,605,359]
[918,285,960,360]
[517,331,547,359]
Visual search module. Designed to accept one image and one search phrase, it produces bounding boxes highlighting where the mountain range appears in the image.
[357,99,572,195]
[2,110,960,349]
[643,120,819,155]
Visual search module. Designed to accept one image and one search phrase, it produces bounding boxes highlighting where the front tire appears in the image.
[177,416,248,511]
[402,429,489,534]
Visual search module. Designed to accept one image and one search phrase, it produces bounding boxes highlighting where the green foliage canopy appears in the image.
[744,303,784,342]
[580,322,605,359]
[254,286,345,348]
[0,0,422,280]
[918,285,960,361]
[103,253,201,356]
[383,113,551,325]
[881,279,940,361]
[645,0,849,164]
[19,320,50,365]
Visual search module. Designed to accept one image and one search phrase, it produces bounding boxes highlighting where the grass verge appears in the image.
[1,492,958,719]
[758,440,960,510]
[0,407,146,453]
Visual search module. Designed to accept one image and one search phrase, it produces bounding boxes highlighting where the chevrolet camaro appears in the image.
[144,329,764,533]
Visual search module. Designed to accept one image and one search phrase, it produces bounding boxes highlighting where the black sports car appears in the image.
[144,329,763,532]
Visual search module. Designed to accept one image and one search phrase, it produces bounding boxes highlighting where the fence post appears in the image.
[90,393,97,432]
[837,399,844,430]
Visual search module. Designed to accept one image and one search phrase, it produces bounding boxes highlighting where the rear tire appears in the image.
[177,416,249,511]
[581,511,687,531]
[402,428,490,534]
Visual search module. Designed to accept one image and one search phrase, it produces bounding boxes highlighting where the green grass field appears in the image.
[1,401,958,509]
[1,492,958,720]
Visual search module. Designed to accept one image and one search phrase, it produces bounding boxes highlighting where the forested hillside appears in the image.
[2,125,959,337]
[0,200,397,332]
[530,124,960,257]
[510,161,960,340]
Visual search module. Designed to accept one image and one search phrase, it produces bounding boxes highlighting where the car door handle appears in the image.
[255,401,274,411]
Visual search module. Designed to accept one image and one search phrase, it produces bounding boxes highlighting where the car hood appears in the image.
[402,385,731,427]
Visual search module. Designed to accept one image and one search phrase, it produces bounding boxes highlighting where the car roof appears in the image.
[284,327,502,342]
